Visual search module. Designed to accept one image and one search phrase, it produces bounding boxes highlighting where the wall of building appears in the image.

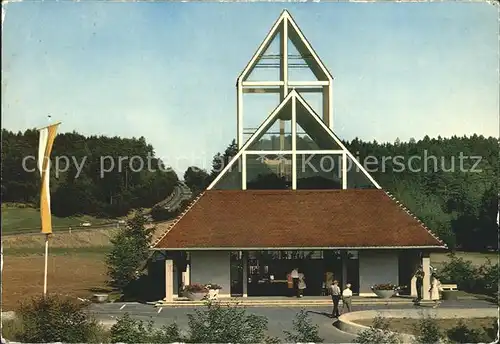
[190,251,231,297]
[358,250,399,295]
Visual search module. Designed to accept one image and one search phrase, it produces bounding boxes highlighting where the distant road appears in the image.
[2,219,173,236]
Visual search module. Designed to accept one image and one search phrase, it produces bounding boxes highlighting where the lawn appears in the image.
[355,317,497,337]
[1,249,109,311]
[1,205,112,234]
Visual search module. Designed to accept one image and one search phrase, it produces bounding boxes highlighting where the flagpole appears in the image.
[42,114,54,297]
[43,234,49,296]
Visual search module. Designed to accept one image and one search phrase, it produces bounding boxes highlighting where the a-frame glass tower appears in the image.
[208,10,381,191]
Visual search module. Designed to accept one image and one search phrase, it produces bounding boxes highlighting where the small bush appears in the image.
[483,318,499,343]
[186,301,269,343]
[438,254,499,300]
[446,320,492,343]
[109,313,182,343]
[283,309,323,343]
[413,316,443,344]
[353,315,401,344]
[16,294,102,343]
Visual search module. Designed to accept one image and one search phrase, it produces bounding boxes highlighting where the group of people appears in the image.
[329,280,352,318]
[288,268,307,298]
[413,264,443,308]
[287,268,353,318]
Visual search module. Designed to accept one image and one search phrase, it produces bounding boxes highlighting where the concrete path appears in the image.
[89,299,496,343]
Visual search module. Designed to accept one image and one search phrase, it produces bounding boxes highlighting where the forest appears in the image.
[1,129,498,251]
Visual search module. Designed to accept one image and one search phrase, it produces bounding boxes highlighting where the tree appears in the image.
[106,214,153,291]
[184,166,210,195]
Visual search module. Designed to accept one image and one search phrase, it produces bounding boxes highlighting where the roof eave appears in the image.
[151,245,448,251]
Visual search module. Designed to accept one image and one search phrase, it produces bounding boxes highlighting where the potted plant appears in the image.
[184,284,208,301]
[206,283,222,299]
[371,283,399,299]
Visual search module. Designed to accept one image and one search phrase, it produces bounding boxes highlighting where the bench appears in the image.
[440,284,458,291]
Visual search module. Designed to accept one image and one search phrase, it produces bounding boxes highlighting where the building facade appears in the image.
[151,10,446,301]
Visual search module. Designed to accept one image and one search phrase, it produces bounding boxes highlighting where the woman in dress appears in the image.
[429,273,443,308]
[298,272,306,298]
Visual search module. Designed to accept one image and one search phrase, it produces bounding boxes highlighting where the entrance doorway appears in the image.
[230,251,244,297]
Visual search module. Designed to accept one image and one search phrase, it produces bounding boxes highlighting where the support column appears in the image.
[341,251,348,288]
[242,251,248,297]
[182,262,190,288]
[164,259,174,302]
[422,252,431,300]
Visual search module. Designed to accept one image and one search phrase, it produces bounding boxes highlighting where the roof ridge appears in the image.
[150,191,206,249]
[383,190,447,248]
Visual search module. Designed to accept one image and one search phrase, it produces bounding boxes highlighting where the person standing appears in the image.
[429,273,442,308]
[291,267,299,297]
[298,272,306,298]
[330,280,341,318]
[413,265,425,306]
[342,283,353,313]
[287,272,294,297]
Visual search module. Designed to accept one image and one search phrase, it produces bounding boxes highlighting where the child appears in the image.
[342,283,353,313]
[429,273,443,308]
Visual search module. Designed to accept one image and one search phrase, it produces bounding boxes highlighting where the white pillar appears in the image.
[164,259,174,302]
[182,263,190,286]
[242,251,248,297]
[422,252,431,300]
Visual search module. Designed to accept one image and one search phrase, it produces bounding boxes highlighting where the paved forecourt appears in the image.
[89,299,496,343]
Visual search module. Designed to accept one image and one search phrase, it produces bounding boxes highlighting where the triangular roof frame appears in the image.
[207,89,382,190]
[238,9,333,82]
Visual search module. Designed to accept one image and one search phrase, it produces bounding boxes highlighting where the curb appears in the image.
[153,300,435,308]
[335,308,498,341]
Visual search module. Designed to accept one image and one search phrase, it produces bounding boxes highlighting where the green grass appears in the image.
[1,206,112,234]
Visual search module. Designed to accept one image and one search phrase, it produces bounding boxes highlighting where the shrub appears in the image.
[109,313,182,343]
[439,254,499,301]
[206,283,222,290]
[446,320,492,343]
[16,294,102,343]
[353,315,401,344]
[413,316,443,344]
[283,309,324,343]
[186,301,269,343]
[184,283,208,293]
[482,318,499,343]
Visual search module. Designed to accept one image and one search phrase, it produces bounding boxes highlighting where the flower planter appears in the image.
[373,289,396,299]
[93,293,109,303]
[186,291,207,301]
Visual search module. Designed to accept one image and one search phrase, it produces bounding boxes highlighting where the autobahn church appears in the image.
[151,10,446,302]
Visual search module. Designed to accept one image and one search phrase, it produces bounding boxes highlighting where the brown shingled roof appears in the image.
[153,189,446,249]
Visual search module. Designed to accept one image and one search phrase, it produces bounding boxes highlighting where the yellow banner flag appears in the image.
[38,123,59,234]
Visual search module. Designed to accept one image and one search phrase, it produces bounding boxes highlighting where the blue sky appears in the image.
[2,1,498,175]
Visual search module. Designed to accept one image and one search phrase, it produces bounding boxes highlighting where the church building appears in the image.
[151,10,446,301]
